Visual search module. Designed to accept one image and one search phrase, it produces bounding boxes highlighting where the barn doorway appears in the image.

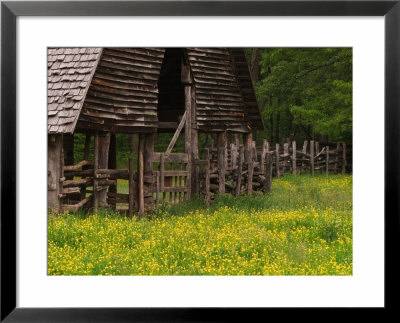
[157,48,186,130]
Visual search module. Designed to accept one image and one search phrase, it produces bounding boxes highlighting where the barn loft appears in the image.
[48,47,264,215]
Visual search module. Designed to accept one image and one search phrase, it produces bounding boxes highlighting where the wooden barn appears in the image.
[48,47,264,215]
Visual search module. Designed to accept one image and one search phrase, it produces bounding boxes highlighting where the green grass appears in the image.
[48,174,352,275]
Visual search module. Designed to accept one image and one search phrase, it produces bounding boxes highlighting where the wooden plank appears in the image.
[165,109,187,155]
[292,141,296,175]
[128,158,134,218]
[310,140,315,175]
[152,152,188,164]
[138,135,145,216]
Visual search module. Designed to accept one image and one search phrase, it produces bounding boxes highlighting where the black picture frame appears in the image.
[1,1,399,321]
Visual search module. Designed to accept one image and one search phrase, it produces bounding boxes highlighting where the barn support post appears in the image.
[138,134,145,216]
[184,85,192,199]
[93,132,99,212]
[144,133,155,210]
[128,158,134,218]
[190,84,199,196]
[243,132,253,194]
[217,132,227,194]
[80,133,92,201]
[108,133,117,208]
[48,134,63,212]
[204,148,211,204]
[97,132,111,206]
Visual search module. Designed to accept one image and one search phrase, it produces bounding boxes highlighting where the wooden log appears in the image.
[342,142,347,174]
[217,132,227,194]
[160,154,165,201]
[243,132,253,167]
[335,142,340,173]
[315,141,320,155]
[108,133,117,208]
[63,160,91,171]
[138,135,145,216]
[310,140,315,175]
[155,173,160,208]
[326,145,330,175]
[292,141,296,175]
[63,178,93,188]
[275,143,280,178]
[301,140,308,172]
[98,133,111,206]
[235,146,244,197]
[80,133,92,201]
[184,85,192,199]
[93,132,99,212]
[265,152,272,193]
[63,194,93,212]
[128,158,134,218]
[48,134,63,211]
[152,152,188,163]
[231,142,238,170]
[205,148,211,204]
[248,141,254,194]
[260,139,268,175]
[144,133,155,209]
[283,142,289,155]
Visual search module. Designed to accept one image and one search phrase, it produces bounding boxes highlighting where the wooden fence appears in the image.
[59,140,351,214]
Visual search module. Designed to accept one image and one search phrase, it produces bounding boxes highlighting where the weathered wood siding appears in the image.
[186,48,250,133]
[230,48,264,131]
[77,48,165,133]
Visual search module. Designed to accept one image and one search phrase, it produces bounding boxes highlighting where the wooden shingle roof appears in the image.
[47,47,102,134]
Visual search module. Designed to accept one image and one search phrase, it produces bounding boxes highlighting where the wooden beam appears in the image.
[48,134,63,211]
[184,85,192,199]
[217,132,227,194]
[138,135,145,216]
[128,158,134,218]
[235,146,244,197]
[165,109,187,155]
[97,132,111,206]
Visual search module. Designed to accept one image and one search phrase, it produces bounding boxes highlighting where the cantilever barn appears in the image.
[48,48,264,215]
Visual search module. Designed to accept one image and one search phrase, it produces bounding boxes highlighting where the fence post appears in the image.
[138,135,145,216]
[302,141,308,173]
[310,140,314,175]
[315,141,320,155]
[260,140,268,175]
[292,141,296,175]
[335,142,340,173]
[93,131,99,212]
[275,143,280,178]
[236,146,244,197]
[326,146,329,175]
[205,148,210,204]
[128,158,134,218]
[265,152,272,193]
[342,142,347,174]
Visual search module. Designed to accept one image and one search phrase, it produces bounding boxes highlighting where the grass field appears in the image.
[48,174,352,275]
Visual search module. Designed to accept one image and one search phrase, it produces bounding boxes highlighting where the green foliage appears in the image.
[254,48,352,143]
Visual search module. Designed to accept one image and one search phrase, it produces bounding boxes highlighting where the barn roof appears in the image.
[47,47,102,133]
[47,48,263,134]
